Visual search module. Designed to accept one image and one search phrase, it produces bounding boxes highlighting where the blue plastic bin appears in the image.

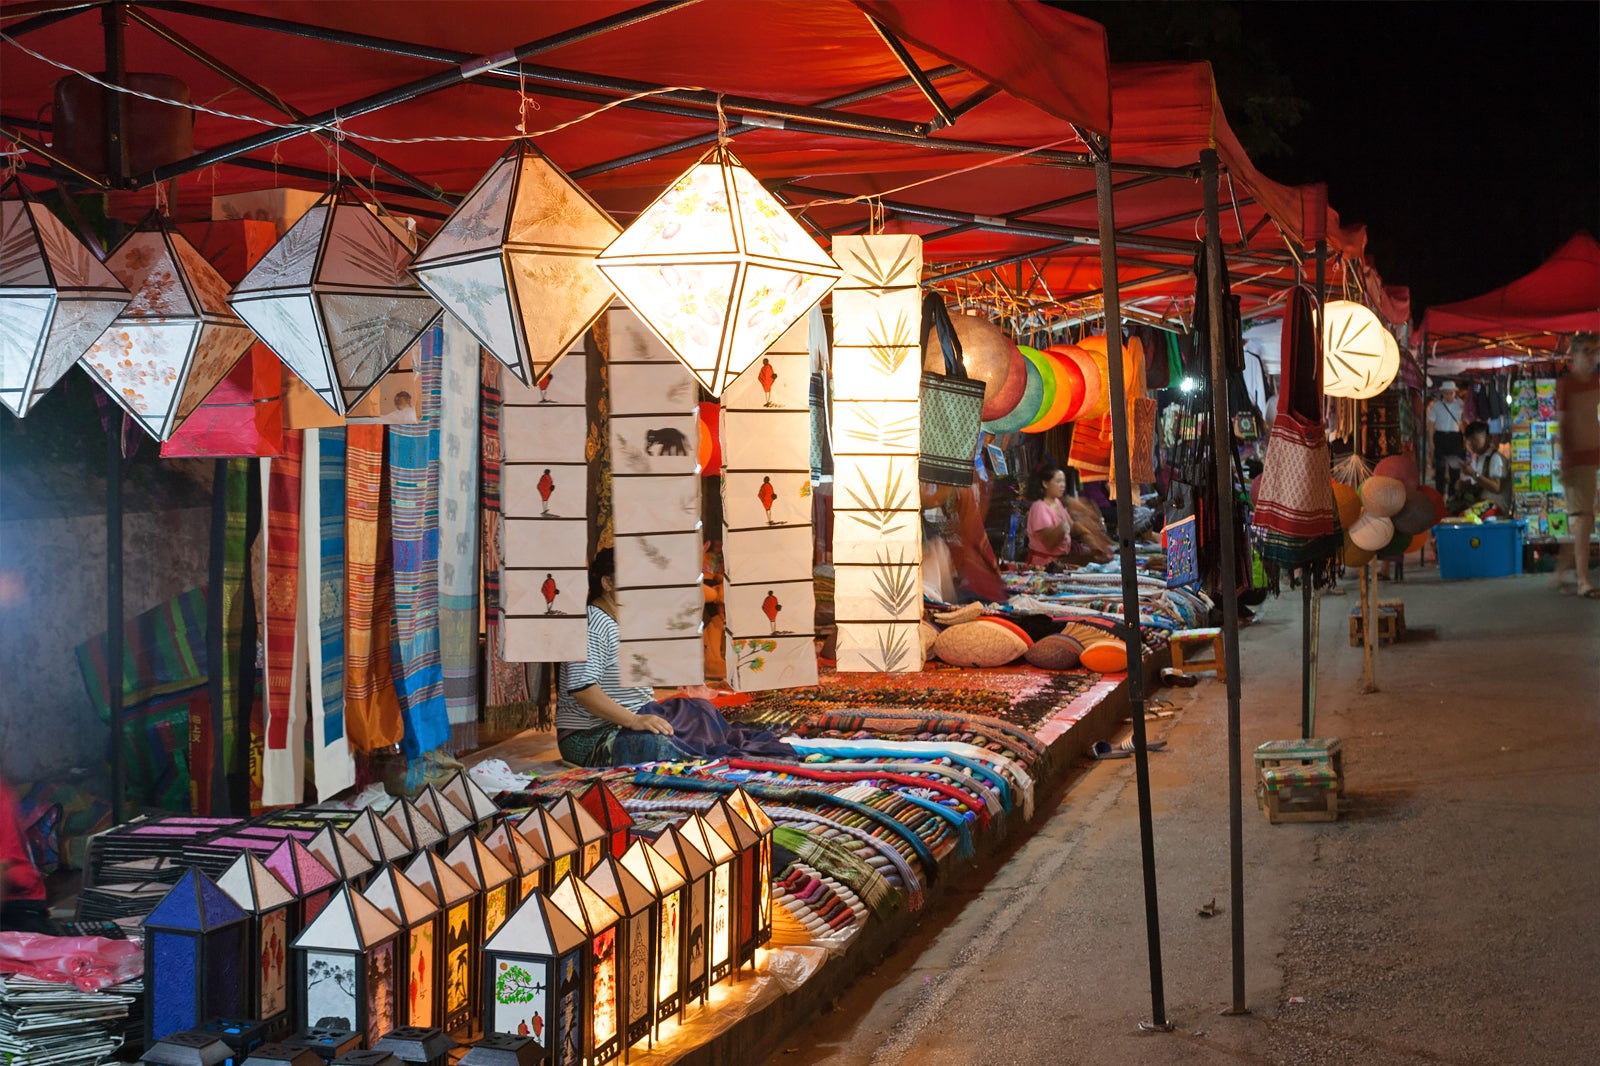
[1433,520,1526,580]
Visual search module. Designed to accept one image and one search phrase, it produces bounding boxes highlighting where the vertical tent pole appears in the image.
[104,1,129,826]
[1094,155,1168,1031]
[1201,149,1249,1015]
[1303,239,1328,739]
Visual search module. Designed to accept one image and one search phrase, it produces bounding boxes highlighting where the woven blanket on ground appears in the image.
[781,759,1003,818]
[794,710,1044,767]
[725,758,991,827]
[783,737,1034,820]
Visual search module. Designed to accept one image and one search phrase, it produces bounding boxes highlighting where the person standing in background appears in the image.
[1427,381,1467,494]
[1554,335,1599,598]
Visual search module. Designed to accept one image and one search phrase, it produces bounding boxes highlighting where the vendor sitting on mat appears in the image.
[1025,463,1073,568]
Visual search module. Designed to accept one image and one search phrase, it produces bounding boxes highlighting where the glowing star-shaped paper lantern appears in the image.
[412,142,619,386]
[229,189,440,415]
[594,145,843,396]
[80,215,255,440]
[1321,299,1400,400]
[0,184,130,417]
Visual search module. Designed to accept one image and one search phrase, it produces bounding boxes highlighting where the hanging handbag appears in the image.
[918,292,987,486]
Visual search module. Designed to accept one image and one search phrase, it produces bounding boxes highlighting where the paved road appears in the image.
[764,572,1600,1066]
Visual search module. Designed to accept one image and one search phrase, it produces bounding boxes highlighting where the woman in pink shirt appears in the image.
[1026,464,1073,568]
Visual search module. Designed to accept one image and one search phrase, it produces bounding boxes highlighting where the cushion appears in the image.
[1078,639,1130,673]
[920,622,939,662]
[973,615,1034,649]
[932,620,1029,668]
[1024,633,1084,671]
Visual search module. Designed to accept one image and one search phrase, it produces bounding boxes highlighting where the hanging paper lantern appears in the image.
[0,182,131,417]
[1359,475,1407,518]
[1419,485,1448,523]
[1342,533,1377,567]
[1023,348,1084,432]
[229,189,440,415]
[1391,488,1439,537]
[1073,336,1112,420]
[1349,513,1394,552]
[1378,524,1413,558]
[981,344,1043,433]
[922,312,1024,420]
[698,400,722,475]
[595,145,842,397]
[79,214,256,440]
[1013,346,1057,433]
[1331,480,1363,531]
[1321,300,1400,399]
[1372,454,1419,491]
[1045,345,1090,423]
[412,142,620,387]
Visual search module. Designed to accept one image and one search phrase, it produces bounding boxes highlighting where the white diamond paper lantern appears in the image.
[79,215,256,440]
[595,145,842,396]
[412,142,620,386]
[1321,299,1400,400]
[229,189,440,415]
[0,187,131,418]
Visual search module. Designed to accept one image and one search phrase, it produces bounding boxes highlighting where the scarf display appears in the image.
[220,458,254,814]
[436,316,482,751]
[479,350,537,720]
[343,425,402,750]
[302,429,355,799]
[261,434,305,807]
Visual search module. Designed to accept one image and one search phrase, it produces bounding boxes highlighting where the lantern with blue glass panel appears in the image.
[290,885,401,1048]
[362,865,442,1031]
[403,850,478,1038]
[548,873,623,1066]
[143,869,251,1046]
[616,839,686,1031]
[216,852,298,1037]
[481,890,587,1056]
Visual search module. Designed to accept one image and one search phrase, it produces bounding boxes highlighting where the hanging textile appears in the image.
[1253,286,1341,582]
[389,324,450,758]
[830,235,923,673]
[608,306,705,687]
[437,316,482,751]
[480,353,536,718]
[343,424,403,750]
[301,429,356,799]
[261,433,305,807]
[721,317,818,692]
[220,458,253,813]
[501,337,591,665]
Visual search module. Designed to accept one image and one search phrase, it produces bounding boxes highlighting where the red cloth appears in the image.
[0,782,45,903]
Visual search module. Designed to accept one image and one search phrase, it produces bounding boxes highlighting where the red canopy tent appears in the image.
[1423,231,1600,362]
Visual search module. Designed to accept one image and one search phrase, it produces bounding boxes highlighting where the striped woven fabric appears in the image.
[309,429,354,798]
[220,458,252,812]
[343,424,402,750]
[480,353,535,715]
[262,434,303,807]
[437,319,481,750]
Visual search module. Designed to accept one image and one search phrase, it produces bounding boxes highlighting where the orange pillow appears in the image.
[1078,639,1129,673]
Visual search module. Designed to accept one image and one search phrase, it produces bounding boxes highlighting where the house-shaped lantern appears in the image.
[228,188,439,416]
[307,826,376,890]
[143,869,251,1045]
[410,141,619,388]
[0,180,131,418]
[264,840,340,928]
[721,788,775,957]
[439,771,502,838]
[290,886,401,1049]
[544,793,607,875]
[548,874,623,1066]
[617,839,686,1030]
[584,857,656,1053]
[481,891,586,1055]
[516,807,579,889]
[344,808,413,868]
[446,834,516,941]
[575,783,634,861]
[482,821,545,904]
[362,865,442,1031]
[675,815,737,986]
[403,851,478,1038]
[650,826,712,1004]
[701,797,761,972]
[216,852,298,1036]
[386,799,447,856]
[81,213,256,440]
[416,785,474,853]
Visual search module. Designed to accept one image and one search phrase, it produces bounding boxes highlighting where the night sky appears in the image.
[1072,1,1600,317]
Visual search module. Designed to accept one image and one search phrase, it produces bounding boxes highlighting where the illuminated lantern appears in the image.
[1021,348,1080,433]
[264,839,340,927]
[446,835,516,943]
[652,826,712,1004]
[482,821,546,903]
[439,772,502,838]
[981,345,1044,433]
[0,181,131,417]
[617,839,687,1030]
[80,214,256,440]
[1321,300,1400,400]
[289,886,401,1049]
[696,400,722,476]
[386,799,448,856]
[416,785,474,853]
[307,826,376,890]
[143,869,250,1045]
[584,856,657,1052]
[545,792,607,874]
[228,189,440,416]
[721,788,775,954]
[595,145,842,397]
[700,800,760,974]
[920,313,1025,421]
[362,865,442,1031]
[344,808,413,868]
[411,142,619,387]
[216,853,298,1036]
[548,874,624,1066]
[1349,513,1394,552]
[1044,345,1090,423]
[404,851,479,1038]
[1359,475,1407,518]
[576,782,635,860]
[481,891,587,1051]
[675,815,737,986]
[517,806,580,888]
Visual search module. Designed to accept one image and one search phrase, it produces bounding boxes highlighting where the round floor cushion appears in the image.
[932,619,1030,668]
[1024,633,1084,670]
[974,615,1034,649]
[1078,639,1130,673]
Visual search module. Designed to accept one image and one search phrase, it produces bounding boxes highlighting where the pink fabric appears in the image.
[1026,499,1071,566]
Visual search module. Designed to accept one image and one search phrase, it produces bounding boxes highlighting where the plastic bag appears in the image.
[0,932,144,992]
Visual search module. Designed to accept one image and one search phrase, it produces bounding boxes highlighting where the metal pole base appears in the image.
[1220,1006,1253,1017]
[1137,1020,1177,1034]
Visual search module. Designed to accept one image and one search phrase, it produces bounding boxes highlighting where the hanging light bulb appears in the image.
[594,145,842,397]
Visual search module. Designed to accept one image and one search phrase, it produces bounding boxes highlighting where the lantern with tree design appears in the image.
[481,892,586,1055]
[290,886,401,1049]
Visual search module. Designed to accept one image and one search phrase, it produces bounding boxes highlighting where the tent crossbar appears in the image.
[0,122,111,187]
[862,13,956,128]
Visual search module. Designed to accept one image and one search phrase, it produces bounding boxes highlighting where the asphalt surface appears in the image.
[763,569,1600,1066]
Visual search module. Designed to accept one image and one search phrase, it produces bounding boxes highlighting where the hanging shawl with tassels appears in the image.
[1252,286,1343,583]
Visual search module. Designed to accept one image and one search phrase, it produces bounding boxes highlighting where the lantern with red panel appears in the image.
[575,782,634,860]
[583,856,657,1056]
[548,874,623,1066]
[362,865,443,1031]
[404,851,479,1039]
[216,853,298,1038]
[617,839,687,1034]
[543,793,607,875]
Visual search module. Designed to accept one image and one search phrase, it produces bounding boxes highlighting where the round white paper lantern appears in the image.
[1359,475,1407,518]
[1322,300,1400,400]
[1349,513,1395,552]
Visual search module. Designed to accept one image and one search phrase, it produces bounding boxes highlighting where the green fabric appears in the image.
[773,825,899,918]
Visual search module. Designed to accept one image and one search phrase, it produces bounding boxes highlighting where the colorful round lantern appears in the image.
[1331,480,1363,531]
[926,313,1027,421]
[1321,300,1400,400]
[1016,346,1056,427]
[1045,345,1090,423]
[1343,533,1377,567]
[1349,513,1394,552]
[1373,454,1419,490]
[1021,348,1078,433]
[1391,489,1438,537]
[1360,475,1407,518]
[982,345,1045,433]
[1072,336,1113,420]
[1419,485,1448,523]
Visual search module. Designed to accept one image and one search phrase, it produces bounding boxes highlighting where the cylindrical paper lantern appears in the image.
[1073,336,1112,420]
[1391,489,1438,537]
[1373,454,1419,491]
[1349,513,1395,551]
[984,347,1046,433]
[1331,480,1363,530]
[1045,345,1090,423]
[923,314,1027,421]
[1022,348,1078,433]
[1359,476,1407,518]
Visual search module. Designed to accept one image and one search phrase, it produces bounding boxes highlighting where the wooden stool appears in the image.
[1254,738,1345,797]
[1169,627,1225,681]
[1377,598,1406,637]
[1259,763,1340,823]
[1348,606,1399,646]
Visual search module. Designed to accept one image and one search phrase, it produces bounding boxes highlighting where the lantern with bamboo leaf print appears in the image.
[362,864,442,1031]
[545,793,606,875]
[308,826,376,891]
[722,788,774,955]
[291,886,401,1048]
[584,856,656,1054]
[483,822,545,904]
[517,806,579,889]
[344,808,412,868]
[481,891,587,1052]
[617,839,686,1030]
[651,826,712,1003]
[440,771,502,838]
[0,178,131,418]
[143,869,251,1045]
[594,145,842,398]
[386,799,448,856]
[701,798,760,973]
[404,851,478,1037]
[548,874,623,1066]
[676,815,736,986]
[265,839,340,928]
[575,783,634,860]
[216,852,298,1036]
